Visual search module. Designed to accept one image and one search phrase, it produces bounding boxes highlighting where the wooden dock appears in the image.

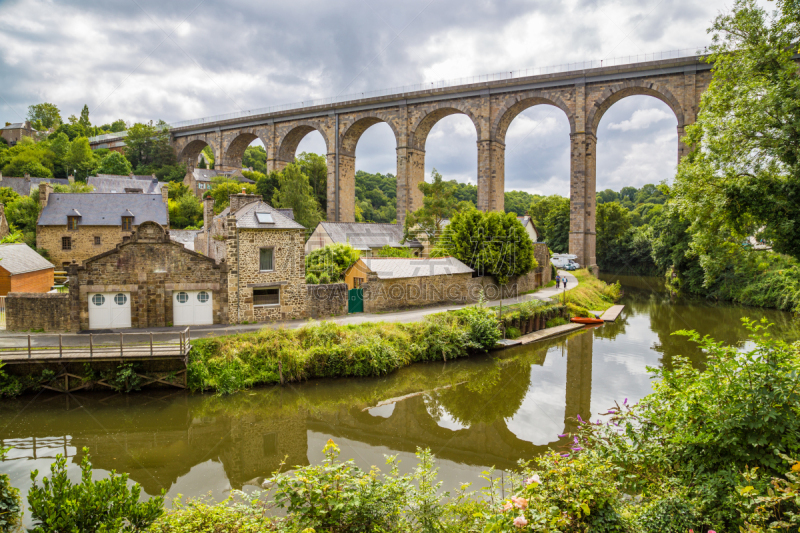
[0,328,192,393]
[600,305,625,322]
[516,323,586,345]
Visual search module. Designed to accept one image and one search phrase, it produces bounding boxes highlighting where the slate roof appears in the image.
[318,222,422,250]
[1,123,24,130]
[0,177,70,197]
[227,200,305,230]
[38,193,168,226]
[516,215,539,239]
[276,208,294,220]
[89,175,164,194]
[192,169,254,184]
[0,243,54,274]
[358,256,473,280]
[169,229,201,251]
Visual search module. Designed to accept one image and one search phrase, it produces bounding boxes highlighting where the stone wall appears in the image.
[227,226,308,322]
[38,225,137,267]
[362,272,474,313]
[70,222,228,330]
[307,283,348,318]
[6,292,72,332]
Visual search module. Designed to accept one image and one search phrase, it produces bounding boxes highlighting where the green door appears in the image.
[348,288,363,313]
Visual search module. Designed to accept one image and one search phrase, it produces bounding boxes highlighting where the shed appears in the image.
[0,243,55,295]
[344,256,473,289]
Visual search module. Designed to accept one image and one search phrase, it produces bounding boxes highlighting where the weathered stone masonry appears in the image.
[170,56,713,272]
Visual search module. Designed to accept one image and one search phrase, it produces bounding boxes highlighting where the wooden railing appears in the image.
[0,327,191,362]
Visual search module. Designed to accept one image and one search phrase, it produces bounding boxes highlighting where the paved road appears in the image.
[0,271,578,348]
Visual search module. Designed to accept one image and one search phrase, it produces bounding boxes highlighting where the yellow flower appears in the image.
[791,463,800,472]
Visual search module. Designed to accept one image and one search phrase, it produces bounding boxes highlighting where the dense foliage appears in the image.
[188,306,501,395]
[304,242,360,282]
[27,449,163,532]
[433,208,537,284]
[0,446,22,533]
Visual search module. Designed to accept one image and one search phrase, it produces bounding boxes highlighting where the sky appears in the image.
[0,0,747,196]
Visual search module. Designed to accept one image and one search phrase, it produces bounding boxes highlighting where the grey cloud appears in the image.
[0,0,727,194]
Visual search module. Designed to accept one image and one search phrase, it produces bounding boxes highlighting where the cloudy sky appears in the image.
[0,0,748,196]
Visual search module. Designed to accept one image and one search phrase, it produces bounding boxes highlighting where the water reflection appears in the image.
[2,276,797,520]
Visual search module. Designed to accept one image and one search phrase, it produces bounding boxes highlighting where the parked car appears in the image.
[551,253,580,271]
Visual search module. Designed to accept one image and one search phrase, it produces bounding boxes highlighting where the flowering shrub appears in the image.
[478,451,627,532]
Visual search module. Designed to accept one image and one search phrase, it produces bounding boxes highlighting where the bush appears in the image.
[0,447,21,533]
[149,493,273,532]
[27,448,164,532]
[505,326,521,339]
[305,272,318,284]
[578,320,800,530]
[545,317,568,328]
[188,307,500,394]
[305,243,360,282]
[318,272,331,284]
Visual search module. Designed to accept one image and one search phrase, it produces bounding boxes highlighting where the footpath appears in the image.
[0,271,579,348]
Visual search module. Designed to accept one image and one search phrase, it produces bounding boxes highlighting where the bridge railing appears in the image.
[166,46,708,129]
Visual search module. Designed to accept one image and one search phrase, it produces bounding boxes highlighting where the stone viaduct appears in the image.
[166,55,711,270]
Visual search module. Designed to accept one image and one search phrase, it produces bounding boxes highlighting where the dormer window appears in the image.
[255,212,273,224]
[121,216,133,231]
[67,216,79,230]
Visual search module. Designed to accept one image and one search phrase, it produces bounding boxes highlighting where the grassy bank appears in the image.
[188,306,501,394]
[565,269,621,313]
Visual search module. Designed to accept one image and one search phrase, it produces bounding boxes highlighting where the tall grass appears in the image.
[188,307,501,394]
[564,269,621,312]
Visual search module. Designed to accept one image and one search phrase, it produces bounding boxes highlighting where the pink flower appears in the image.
[512,496,528,509]
[513,516,528,528]
[502,500,513,512]
[525,474,540,485]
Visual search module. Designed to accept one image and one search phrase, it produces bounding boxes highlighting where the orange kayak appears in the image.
[571,317,604,325]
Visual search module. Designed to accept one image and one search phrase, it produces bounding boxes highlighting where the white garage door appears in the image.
[173,290,213,326]
[88,292,131,329]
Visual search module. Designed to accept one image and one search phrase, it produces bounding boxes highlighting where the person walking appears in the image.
[563,276,568,290]
[555,274,561,289]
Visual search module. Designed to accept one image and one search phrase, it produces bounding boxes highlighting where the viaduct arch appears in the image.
[161,55,712,271]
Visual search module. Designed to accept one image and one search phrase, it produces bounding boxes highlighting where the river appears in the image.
[1,275,798,523]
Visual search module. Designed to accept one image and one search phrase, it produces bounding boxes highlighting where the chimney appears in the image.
[68,174,74,184]
[228,190,260,214]
[39,182,53,209]
[24,173,30,178]
[129,172,135,179]
[161,185,169,205]
[204,197,215,256]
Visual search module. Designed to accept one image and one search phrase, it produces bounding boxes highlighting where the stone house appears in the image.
[345,256,475,312]
[88,174,164,194]
[220,192,308,322]
[69,221,228,330]
[1,121,38,146]
[183,168,253,198]
[36,182,169,267]
[305,222,422,256]
[0,243,55,295]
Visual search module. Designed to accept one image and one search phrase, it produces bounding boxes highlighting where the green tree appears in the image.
[0,140,54,178]
[375,245,415,258]
[242,145,266,174]
[49,132,71,178]
[596,202,632,265]
[169,194,203,229]
[201,145,215,169]
[78,104,91,131]
[27,103,62,130]
[305,243,360,281]
[207,178,257,213]
[673,0,800,271]
[254,171,280,205]
[403,169,458,247]
[6,195,42,248]
[109,119,126,132]
[504,190,536,215]
[0,187,20,207]
[433,209,537,284]
[97,151,133,175]
[272,163,323,229]
[65,137,95,180]
[48,122,86,141]
[125,121,175,170]
[296,151,327,213]
[529,195,571,252]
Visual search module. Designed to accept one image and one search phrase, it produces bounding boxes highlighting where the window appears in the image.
[255,212,273,224]
[121,216,133,231]
[176,291,189,304]
[197,291,210,303]
[253,288,279,306]
[67,216,79,230]
[92,294,105,306]
[61,236,71,250]
[113,293,127,305]
[94,236,101,246]
[259,248,274,271]
[353,277,364,288]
